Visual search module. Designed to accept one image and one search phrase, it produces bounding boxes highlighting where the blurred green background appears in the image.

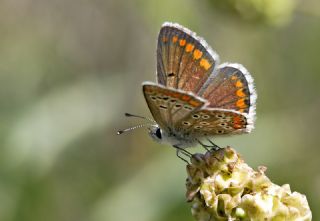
[0,0,319,220]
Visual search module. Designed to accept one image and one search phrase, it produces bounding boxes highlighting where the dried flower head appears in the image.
[186,147,312,221]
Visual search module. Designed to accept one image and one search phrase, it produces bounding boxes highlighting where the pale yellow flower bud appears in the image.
[186,147,312,221]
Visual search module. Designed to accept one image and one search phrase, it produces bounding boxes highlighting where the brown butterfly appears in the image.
[119,22,256,157]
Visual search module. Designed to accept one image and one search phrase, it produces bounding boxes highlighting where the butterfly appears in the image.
[119,22,256,153]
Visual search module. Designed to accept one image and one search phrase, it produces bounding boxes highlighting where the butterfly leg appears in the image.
[196,138,220,152]
[196,139,211,152]
[173,145,191,164]
[206,138,220,150]
[176,149,190,164]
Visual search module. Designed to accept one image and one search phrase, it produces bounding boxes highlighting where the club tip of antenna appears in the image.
[124,113,132,117]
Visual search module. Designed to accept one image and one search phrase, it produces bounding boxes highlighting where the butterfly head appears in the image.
[148,126,163,143]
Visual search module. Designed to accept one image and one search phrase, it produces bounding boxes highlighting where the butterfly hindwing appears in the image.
[174,108,249,137]
[198,63,256,128]
[143,83,206,132]
[157,22,219,94]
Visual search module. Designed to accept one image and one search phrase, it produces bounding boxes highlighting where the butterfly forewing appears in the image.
[174,109,248,137]
[157,23,219,94]
[143,83,206,133]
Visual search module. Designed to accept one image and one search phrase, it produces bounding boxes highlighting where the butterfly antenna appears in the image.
[124,112,156,123]
[117,123,154,135]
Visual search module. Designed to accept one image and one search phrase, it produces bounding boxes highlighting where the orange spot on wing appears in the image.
[179,39,186,46]
[181,95,191,101]
[233,124,242,129]
[200,58,212,70]
[236,98,247,109]
[185,43,194,52]
[233,115,242,123]
[193,49,203,60]
[162,90,170,96]
[162,36,168,42]
[233,115,245,129]
[172,36,178,43]
[189,99,201,107]
[236,88,246,97]
[169,92,181,98]
[235,80,243,88]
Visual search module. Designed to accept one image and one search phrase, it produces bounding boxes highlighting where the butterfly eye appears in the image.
[155,128,162,139]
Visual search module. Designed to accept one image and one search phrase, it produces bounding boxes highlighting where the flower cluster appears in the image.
[186,147,312,221]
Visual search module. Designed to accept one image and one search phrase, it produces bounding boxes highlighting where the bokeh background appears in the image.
[0,0,319,220]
